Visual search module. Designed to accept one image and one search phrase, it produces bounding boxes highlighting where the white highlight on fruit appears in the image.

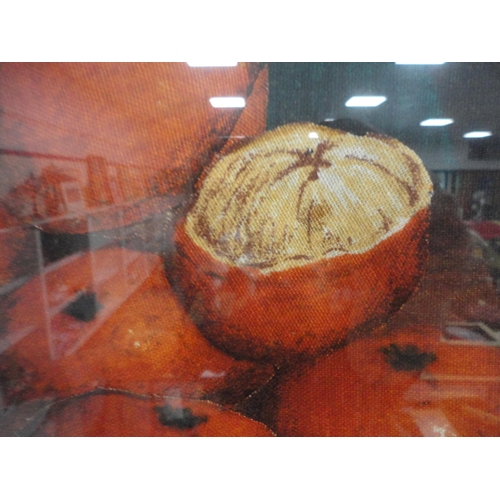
[200,370,226,378]
[317,169,361,208]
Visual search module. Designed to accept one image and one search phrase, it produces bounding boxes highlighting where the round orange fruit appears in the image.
[30,392,275,437]
[171,123,433,362]
[0,248,274,406]
[274,325,500,436]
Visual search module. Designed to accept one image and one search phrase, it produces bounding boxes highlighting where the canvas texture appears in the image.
[0,63,499,437]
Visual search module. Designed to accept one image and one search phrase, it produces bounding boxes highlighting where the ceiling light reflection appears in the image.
[420,118,454,126]
[308,132,319,139]
[463,131,492,138]
[209,97,246,108]
[345,96,387,107]
[395,62,446,65]
[187,62,238,67]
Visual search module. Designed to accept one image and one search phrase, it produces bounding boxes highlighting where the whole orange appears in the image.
[0,248,273,405]
[275,325,500,436]
[31,392,275,437]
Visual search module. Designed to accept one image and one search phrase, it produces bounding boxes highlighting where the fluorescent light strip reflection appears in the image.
[463,131,492,138]
[345,96,387,107]
[187,62,238,67]
[395,62,446,65]
[420,118,454,126]
[209,97,246,108]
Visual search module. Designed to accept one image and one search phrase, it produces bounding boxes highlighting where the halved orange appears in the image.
[171,123,433,362]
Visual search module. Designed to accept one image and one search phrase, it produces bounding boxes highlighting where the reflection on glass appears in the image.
[464,131,492,138]
[187,62,238,67]
[420,118,454,126]
[395,61,446,65]
[345,95,387,107]
[209,97,246,108]
[1,63,500,437]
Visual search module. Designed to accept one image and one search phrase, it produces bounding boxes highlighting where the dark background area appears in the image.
[266,62,500,220]
[266,63,500,145]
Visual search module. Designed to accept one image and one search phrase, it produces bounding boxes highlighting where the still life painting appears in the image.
[1,62,499,436]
